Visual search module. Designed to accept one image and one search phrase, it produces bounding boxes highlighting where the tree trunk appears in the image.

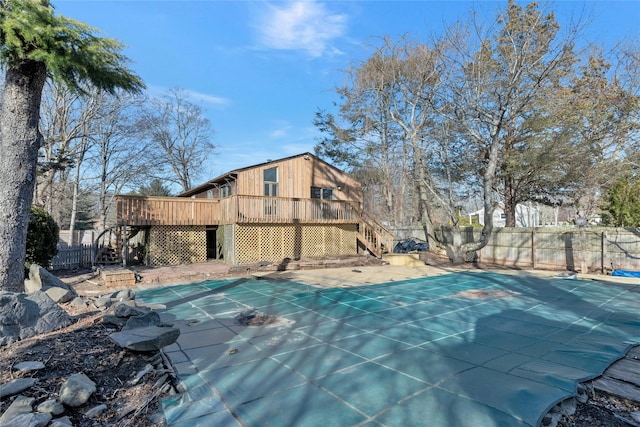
[68,157,82,246]
[458,119,503,258]
[412,140,437,251]
[503,177,517,227]
[448,226,466,264]
[68,135,89,246]
[0,60,47,292]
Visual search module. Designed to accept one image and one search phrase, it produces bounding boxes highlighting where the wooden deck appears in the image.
[116,195,359,226]
[116,195,393,257]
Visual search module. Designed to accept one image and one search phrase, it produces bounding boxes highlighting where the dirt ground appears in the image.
[1,256,638,426]
[0,302,166,427]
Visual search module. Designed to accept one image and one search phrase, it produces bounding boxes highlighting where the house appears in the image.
[114,153,392,266]
[468,203,540,228]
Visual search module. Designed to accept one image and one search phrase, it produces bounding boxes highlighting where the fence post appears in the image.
[579,226,587,274]
[601,230,608,274]
[531,229,537,270]
[122,225,128,267]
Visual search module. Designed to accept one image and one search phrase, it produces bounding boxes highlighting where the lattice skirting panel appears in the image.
[233,223,357,264]
[149,225,207,266]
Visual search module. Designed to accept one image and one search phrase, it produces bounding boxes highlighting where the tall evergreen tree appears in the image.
[602,177,640,227]
[0,0,144,292]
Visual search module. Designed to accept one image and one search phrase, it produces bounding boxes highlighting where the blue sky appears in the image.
[54,1,639,186]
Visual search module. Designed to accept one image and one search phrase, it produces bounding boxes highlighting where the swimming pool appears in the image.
[137,271,640,426]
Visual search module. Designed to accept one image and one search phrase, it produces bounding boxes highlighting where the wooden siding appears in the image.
[309,156,362,203]
[116,194,360,226]
[234,155,362,202]
[184,154,363,204]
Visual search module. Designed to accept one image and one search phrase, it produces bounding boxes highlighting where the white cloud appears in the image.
[270,128,289,139]
[258,1,347,57]
[147,85,230,106]
[183,89,230,106]
[269,120,292,139]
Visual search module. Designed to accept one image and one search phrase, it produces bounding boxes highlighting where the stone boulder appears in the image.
[25,265,75,293]
[0,395,35,421]
[59,373,96,407]
[114,302,149,318]
[0,395,52,427]
[0,291,71,346]
[114,289,136,301]
[0,412,52,427]
[24,264,77,304]
[43,286,75,304]
[123,311,162,330]
[0,378,36,399]
[36,398,65,416]
[14,361,45,372]
[110,326,180,352]
[49,416,73,427]
[93,295,112,310]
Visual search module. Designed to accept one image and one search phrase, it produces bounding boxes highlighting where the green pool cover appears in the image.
[136,271,640,427]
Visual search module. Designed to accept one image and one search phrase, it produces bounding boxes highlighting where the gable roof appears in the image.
[178,152,354,197]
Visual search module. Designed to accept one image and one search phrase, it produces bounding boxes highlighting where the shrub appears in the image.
[602,177,640,227]
[25,206,59,269]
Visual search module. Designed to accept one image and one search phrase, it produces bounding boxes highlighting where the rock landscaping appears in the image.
[0,265,180,427]
[1,261,638,426]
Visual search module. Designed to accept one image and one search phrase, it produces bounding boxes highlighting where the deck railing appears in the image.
[116,194,360,226]
[357,210,394,257]
[116,195,221,226]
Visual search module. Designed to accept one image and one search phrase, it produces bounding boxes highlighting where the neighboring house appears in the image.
[114,153,392,265]
[468,203,540,228]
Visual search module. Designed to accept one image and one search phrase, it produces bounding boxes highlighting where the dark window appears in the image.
[264,167,278,197]
[311,187,333,200]
[264,167,277,182]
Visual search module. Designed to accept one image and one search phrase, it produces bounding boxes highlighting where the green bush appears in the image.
[25,206,59,269]
[602,177,640,227]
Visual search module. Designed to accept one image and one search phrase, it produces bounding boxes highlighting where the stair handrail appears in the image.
[92,226,114,266]
[349,203,394,257]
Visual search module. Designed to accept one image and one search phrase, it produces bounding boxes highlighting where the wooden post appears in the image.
[531,229,537,270]
[602,230,608,274]
[579,226,587,274]
[121,224,128,267]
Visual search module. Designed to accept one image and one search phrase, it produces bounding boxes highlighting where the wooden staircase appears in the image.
[93,227,123,266]
[95,245,122,266]
[356,212,394,258]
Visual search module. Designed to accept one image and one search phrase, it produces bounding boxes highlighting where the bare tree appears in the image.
[83,91,146,230]
[315,36,450,240]
[318,2,637,264]
[37,81,101,221]
[138,88,215,192]
[438,1,582,262]
[37,84,145,243]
